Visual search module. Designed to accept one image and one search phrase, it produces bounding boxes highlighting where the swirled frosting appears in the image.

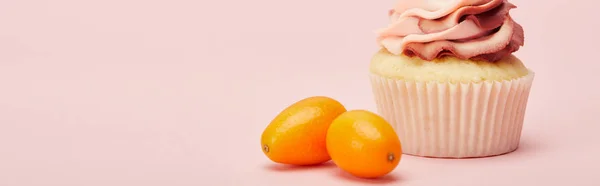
[376,0,524,62]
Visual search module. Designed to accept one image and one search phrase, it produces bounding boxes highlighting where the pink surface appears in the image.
[0,0,598,185]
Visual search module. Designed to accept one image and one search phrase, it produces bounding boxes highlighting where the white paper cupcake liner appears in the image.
[369,71,534,158]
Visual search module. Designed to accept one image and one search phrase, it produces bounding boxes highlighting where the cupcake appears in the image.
[369,0,534,158]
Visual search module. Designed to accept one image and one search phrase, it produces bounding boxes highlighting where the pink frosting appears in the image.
[376,0,524,62]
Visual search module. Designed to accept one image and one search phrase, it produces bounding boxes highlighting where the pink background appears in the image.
[0,0,598,185]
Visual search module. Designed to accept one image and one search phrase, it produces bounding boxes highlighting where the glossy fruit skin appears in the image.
[261,96,346,165]
[326,110,402,178]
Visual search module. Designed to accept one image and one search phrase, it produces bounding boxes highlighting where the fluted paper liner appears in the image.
[370,71,534,158]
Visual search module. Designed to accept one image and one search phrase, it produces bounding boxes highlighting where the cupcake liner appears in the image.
[369,71,534,158]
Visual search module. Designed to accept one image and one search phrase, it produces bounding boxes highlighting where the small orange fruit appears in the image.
[261,96,346,165]
[326,110,402,178]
